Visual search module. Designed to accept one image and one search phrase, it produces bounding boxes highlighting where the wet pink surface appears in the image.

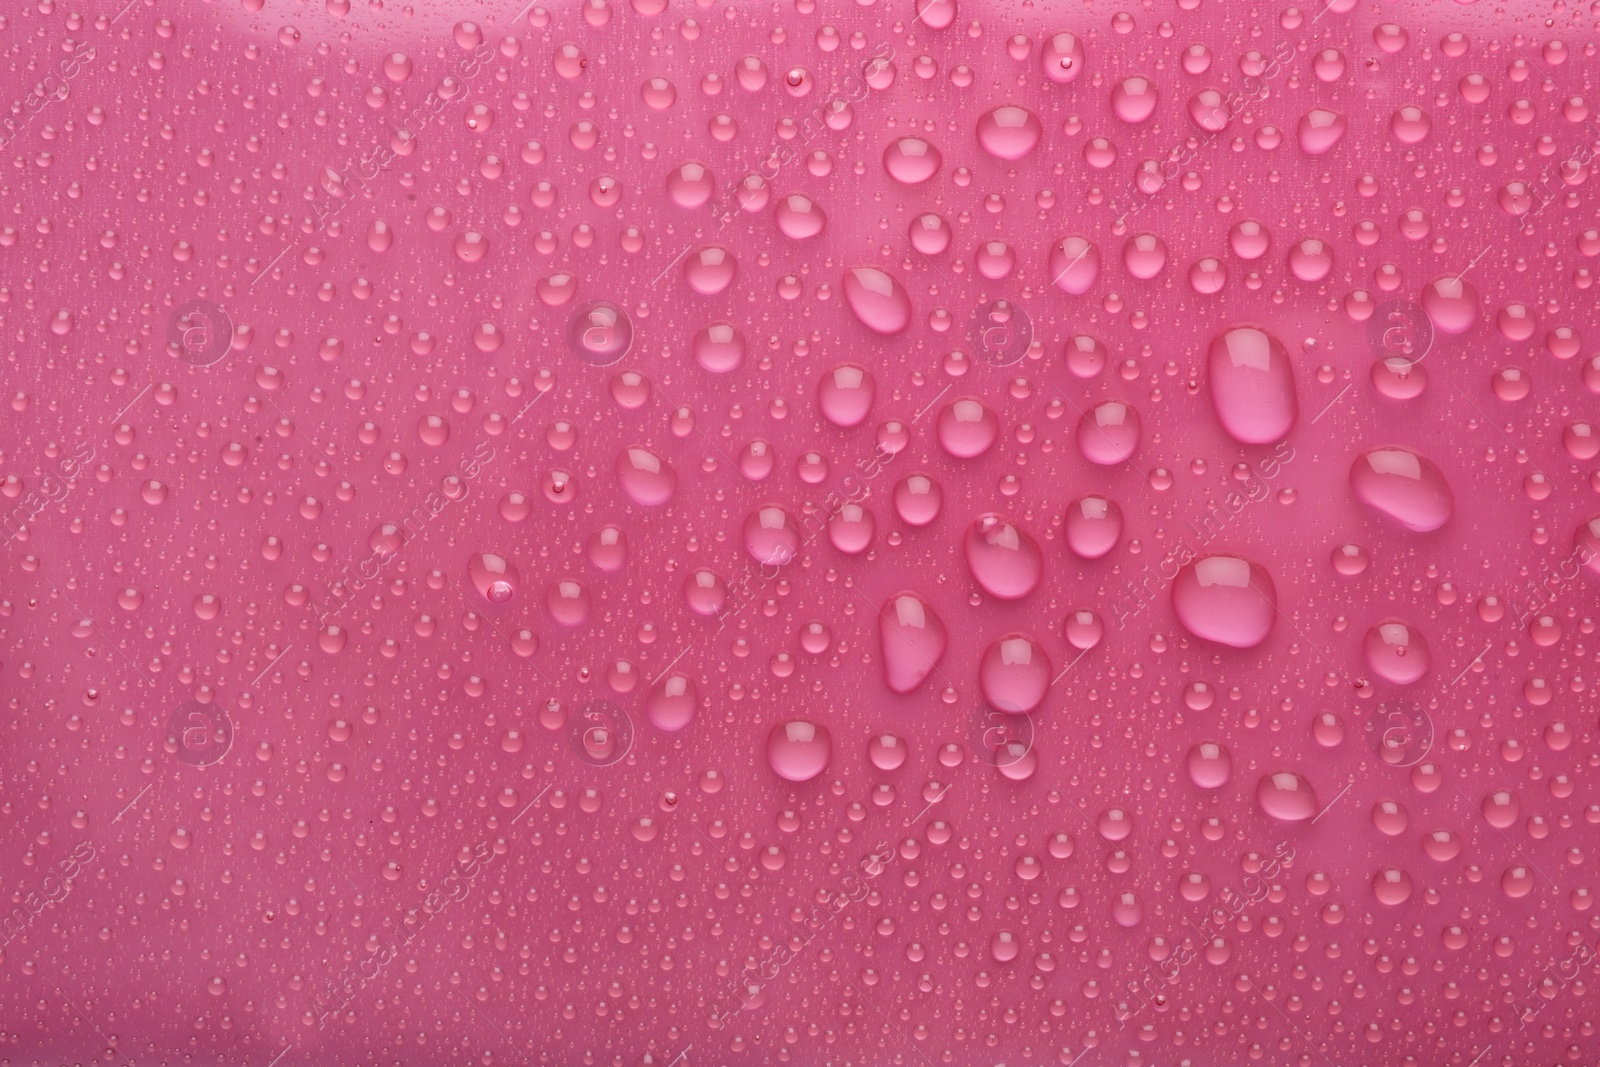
[3,0,1600,1064]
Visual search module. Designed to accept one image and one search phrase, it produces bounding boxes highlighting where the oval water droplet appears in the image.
[1207,324,1299,445]
[842,266,912,335]
[615,447,677,506]
[879,592,948,694]
[976,104,1042,160]
[1171,554,1277,649]
[964,514,1043,600]
[1349,446,1454,532]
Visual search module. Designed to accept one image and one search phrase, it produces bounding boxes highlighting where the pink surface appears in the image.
[3,0,1600,1064]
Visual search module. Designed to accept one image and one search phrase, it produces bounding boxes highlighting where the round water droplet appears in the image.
[1390,105,1431,144]
[1049,235,1100,295]
[1256,771,1318,822]
[937,397,999,458]
[1364,619,1430,685]
[1297,108,1346,154]
[1229,219,1271,260]
[684,246,736,295]
[976,104,1042,160]
[818,364,875,427]
[1064,495,1122,559]
[1076,400,1141,465]
[693,322,745,374]
[1122,233,1167,279]
[1186,741,1232,788]
[646,674,697,732]
[883,137,942,184]
[828,504,874,554]
[683,569,727,617]
[1110,76,1159,123]
[666,160,715,208]
[1188,89,1231,132]
[894,473,943,527]
[913,0,957,29]
[1063,610,1103,650]
[1372,867,1412,905]
[1331,543,1369,575]
[1064,335,1107,378]
[1419,276,1478,334]
[1041,32,1084,83]
[744,505,801,566]
[767,720,831,782]
[546,579,592,627]
[774,193,827,239]
[980,634,1051,714]
[1287,238,1334,282]
[990,929,1021,962]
